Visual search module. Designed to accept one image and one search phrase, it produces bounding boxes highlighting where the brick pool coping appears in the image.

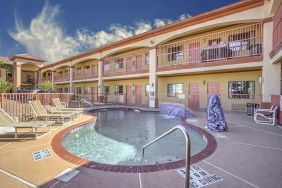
[52,111,217,173]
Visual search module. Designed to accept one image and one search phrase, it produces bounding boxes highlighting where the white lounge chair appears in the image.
[254,105,278,125]
[29,100,76,124]
[0,108,55,140]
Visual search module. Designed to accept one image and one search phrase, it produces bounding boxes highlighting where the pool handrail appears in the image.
[142,124,191,188]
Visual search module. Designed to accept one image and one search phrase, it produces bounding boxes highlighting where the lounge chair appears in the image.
[52,98,84,112]
[254,105,278,125]
[0,108,55,140]
[29,100,76,124]
[44,105,82,118]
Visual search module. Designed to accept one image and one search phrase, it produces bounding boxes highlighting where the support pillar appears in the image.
[15,62,22,91]
[98,60,104,102]
[149,47,157,108]
[69,66,74,93]
[262,21,281,103]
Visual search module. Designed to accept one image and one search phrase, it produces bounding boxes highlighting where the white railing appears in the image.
[157,23,263,67]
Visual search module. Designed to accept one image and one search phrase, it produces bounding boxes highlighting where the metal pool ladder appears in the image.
[142,125,191,188]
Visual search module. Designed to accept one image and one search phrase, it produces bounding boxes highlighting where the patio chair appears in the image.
[52,98,84,112]
[44,105,82,118]
[254,105,278,125]
[29,100,75,124]
[0,108,55,140]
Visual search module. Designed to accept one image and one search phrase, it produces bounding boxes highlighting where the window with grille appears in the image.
[167,83,183,97]
[168,46,183,61]
[228,81,255,99]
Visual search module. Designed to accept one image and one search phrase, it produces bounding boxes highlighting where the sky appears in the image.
[0,0,239,63]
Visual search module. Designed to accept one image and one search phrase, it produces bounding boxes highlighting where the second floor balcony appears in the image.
[157,23,263,70]
[54,72,70,82]
[102,52,149,77]
[73,66,98,80]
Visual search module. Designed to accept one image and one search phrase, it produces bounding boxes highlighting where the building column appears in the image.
[98,60,104,102]
[15,62,22,91]
[262,21,281,103]
[51,70,55,83]
[149,47,157,108]
[69,66,74,93]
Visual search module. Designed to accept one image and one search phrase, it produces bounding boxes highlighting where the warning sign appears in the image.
[177,165,223,188]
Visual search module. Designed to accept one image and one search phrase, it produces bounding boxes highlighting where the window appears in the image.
[64,88,68,93]
[47,72,51,77]
[77,67,82,71]
[228,31,254,51]
[58,88,63,93]
[115,58,124,69]
[145,53,150,65]
[103,62,110,72]
[84,66,90,73]
[168,46,183,61]
[228,81,255,99]
[43,72,46,77]
[167,84,183,97]
[76,87,82,94]
[105,86,110,95]
[208,38,221,46]
[115,85,123,95]
[145,84,150,96]
[84,87,91,94]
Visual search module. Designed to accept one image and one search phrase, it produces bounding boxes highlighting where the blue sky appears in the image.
[0,0,238,62]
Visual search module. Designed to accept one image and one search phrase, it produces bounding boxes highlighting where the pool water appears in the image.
[62,109,207,166]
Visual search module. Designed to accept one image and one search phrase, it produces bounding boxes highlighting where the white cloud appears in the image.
[10,2,192,63]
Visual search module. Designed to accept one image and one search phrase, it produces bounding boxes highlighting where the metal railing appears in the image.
[102,51,149,76]
[142,125,191,188]
[157,23,262,67]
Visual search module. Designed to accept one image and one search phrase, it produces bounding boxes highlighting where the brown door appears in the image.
[91,87,98,102]
[126,57,133,71]
[188,42,200,63]
[135,85,142,105]
[136,55,142,70]
[188,83,200,108]
[126,85,132,104]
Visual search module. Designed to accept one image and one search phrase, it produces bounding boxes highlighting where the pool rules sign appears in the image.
[177,165,223,188]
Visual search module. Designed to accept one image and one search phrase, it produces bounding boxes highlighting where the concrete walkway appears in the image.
[1,112,282,188]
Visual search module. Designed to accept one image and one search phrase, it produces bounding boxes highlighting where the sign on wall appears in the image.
[177,165,223,188]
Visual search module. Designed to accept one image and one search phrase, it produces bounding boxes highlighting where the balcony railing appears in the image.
[54,73,70,82]
[41,76,52,82]
[272,2,282,56]
[73,67,98,80]
[102,52,149,77]
[157,23,263,67]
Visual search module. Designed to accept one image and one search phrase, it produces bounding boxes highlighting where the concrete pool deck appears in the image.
[0,110,282,188]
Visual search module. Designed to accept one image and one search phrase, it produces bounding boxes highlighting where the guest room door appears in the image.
[188,83,200,108]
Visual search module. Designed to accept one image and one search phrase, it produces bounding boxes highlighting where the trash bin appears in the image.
[246,103,259,116]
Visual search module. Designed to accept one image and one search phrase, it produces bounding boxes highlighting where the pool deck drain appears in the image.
[0,111,282,188]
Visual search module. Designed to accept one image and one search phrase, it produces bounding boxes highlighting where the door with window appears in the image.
[188,83,200,108]
[126,85,132,104]
[135,85,142,105]
[188,42,200,63]
[207,82,221,102]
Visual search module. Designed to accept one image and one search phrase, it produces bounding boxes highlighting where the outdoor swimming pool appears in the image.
[62,109,207,166]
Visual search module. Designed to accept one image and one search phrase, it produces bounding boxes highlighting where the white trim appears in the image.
[203,160,259,188]
[0,168,37,188]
